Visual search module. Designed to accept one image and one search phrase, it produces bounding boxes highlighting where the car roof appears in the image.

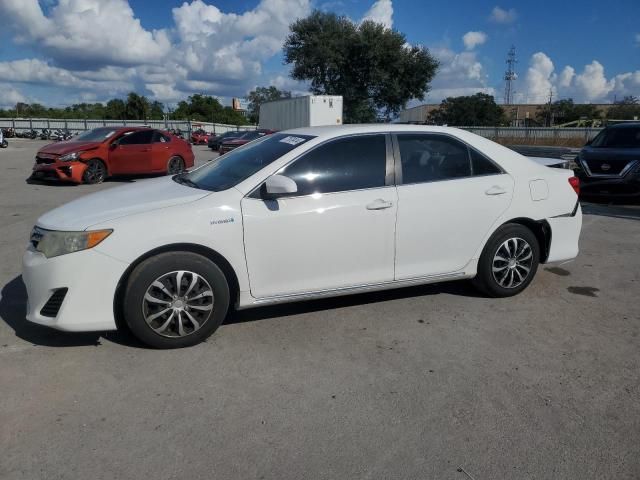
[282,124,468,138]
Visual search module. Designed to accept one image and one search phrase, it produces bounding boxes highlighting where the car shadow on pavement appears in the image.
[1,275,483,347]
[0,275,144,348]
[228,280,484,325]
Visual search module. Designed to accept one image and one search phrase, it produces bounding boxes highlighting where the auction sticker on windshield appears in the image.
[279,136,306,146]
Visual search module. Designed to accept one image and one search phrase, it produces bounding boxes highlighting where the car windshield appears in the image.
[177,133,315,192]
[590,127,640,148]
[74,128,120,142]
[238,131,262,140]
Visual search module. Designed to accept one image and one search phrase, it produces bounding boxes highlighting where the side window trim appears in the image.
[391,132,505,186]
[248,133,392,199]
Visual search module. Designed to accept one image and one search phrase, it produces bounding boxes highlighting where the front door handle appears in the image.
[366,199,394,210]
[485,186,507,196]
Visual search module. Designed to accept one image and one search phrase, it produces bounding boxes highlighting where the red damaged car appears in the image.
[30,127,195,184]
[190,128,211,145]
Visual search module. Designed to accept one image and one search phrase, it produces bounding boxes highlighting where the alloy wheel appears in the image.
[84,160,105,183]
[491,237,534,289]
[168,157,184,175]
[142,270,214,338]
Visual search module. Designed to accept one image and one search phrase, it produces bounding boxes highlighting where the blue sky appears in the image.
[0,0,638,109]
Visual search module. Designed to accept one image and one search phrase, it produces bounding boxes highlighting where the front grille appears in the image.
[40,288,68,318]
[35,155,57,164]
[584,159,630,176]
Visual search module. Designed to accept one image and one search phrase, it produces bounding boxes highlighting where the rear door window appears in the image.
[119,130,154,145]
[397,134,501,184]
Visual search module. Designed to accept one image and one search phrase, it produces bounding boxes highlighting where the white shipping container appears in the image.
[258,95,343,131]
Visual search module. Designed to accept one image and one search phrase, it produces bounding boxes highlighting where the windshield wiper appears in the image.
[173,173,200,189]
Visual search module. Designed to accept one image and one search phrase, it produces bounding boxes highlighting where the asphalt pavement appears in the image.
[1,139,639,479]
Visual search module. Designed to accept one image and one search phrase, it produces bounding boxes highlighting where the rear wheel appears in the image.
[82,159,107,184]
[473,224,539,297]
[123,252,230,348]
[167,156,185,175]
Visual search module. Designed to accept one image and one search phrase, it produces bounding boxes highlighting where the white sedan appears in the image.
[23,125,582,348]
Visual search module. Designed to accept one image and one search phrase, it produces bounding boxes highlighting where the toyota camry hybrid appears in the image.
[30,127,195,184]
[23,125,582,348]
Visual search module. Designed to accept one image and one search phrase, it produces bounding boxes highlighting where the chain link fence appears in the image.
[0,118,256,135]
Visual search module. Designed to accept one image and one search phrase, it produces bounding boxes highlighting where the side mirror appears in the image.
[261,174,297,200]
[109,140,119,150]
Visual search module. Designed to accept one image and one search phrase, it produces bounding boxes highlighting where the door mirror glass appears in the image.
[262,174,297,199]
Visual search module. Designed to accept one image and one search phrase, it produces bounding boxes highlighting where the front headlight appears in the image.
[59,152,80,162]
[31,228,113,258]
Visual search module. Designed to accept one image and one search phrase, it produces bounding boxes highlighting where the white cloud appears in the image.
[635,33,640,46]
[524,52,556,103]
[462,31,487,50]
[573,61,615,101]
[0,0,314,104]
[0,0,171,68]
[0,85,28,108]
[522,52,640,103]
[428,47,496,102]
[362,0,393,28]
[489,6,517,24]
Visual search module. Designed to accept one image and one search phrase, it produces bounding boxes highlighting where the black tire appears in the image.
[472,223,540,298]
[123,252,230,349]
[82,158,107,184]
[167,156,185,175]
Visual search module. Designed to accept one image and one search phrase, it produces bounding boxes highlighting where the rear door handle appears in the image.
[485,186,507,196]
[366,199,394,210]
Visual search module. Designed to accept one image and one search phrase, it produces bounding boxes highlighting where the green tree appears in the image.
[429,93,506,126]
[246,86,291,123]
[105,99,126,119]
[173,94,247,125]
[283,11,438,122]
[149,100,165,120]
[607,96,640,120]
[535,98,602,126]
[125,92,150,120]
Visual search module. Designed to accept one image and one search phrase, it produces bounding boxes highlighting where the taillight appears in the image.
[568,176,580,195]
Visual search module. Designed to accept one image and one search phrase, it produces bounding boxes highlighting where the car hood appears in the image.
[37,176,210,231]
[38,141,102,155]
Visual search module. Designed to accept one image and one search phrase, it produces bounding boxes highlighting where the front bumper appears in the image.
[30,161,87,183]
[22,247,129,332]
[576,167,640,197]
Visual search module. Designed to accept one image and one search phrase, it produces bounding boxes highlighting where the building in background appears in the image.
[232,98,250,117]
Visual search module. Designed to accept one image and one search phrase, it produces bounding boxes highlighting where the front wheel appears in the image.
[473,224,540,297]
[123,252,230,348]
[82,159,107,184]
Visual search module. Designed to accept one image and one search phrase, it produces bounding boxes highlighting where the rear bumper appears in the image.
[30,161,87,183]
[22,247,128,332]
[546,205,582,263]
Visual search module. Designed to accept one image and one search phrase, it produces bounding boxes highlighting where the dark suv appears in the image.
[575,122,640,197]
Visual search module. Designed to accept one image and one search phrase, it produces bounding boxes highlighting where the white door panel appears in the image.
[395,174,514,279]
[242,187,397,298]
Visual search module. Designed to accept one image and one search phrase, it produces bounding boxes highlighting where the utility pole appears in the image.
[503,46,517,106]
[547,88,554,127]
